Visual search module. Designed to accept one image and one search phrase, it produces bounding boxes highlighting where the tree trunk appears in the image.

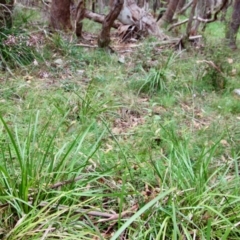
[190,0,208,35]
[50,0,72,31]
[226,0,240,49]
[137,0,144,7]
[177,0,186,12]
[220,1,230,22]
[0,0,14,28]
[158,0,179,27]
[153,0,160,18]
[98,0,123,48]
[186,0,198,36]
[75,0,85,37]
[98,0,104,13]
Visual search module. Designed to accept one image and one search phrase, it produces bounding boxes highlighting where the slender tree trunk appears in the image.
[186,0,198,36]
[137,0,144,7]
[0,0,14,28]
[190,0,208,35]
[177,0,186,11]
[158,0,179,27]
[98,0,123,48]
[50,0,72,31]
[177,0,193,15]
[92,0,96,13]
[98,0,103,13]
[75,0,85,37]
[153,0,161,17]
[221,0,231,21]
[226,0,240,48]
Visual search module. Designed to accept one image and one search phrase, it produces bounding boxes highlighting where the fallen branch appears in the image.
[35,201,138,223]
[170,0,229,32]
[169,16,211,31]
[97,204,138,222]
[189,35,202,40]
[37,201,115,218]
[196,60,223,74]
[168,14,224,31]
[41,225,55,240]
[49,175,84,189]
[84,10,121,29]
[177,0,193,15]
[75,43,98,48]
[168,19,188,31]
[1,199,138,223]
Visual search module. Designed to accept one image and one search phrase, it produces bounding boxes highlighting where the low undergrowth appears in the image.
[0,9,240,240]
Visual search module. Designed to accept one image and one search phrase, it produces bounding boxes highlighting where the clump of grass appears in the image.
[137,51,178,95]
[138,68,168,94]
[213,95,240,114]
[201,45,233,91]
[0,4,44,71]
[0,110,110,238]
[0,28,39,70]
[128,124,240,239]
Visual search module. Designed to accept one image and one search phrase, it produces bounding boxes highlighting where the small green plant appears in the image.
[138,67,168,94]
[13,7,36,27]
[0,29,39,70]
[201,46,232,91]
[138,52,178,95]
[202,64,228,91]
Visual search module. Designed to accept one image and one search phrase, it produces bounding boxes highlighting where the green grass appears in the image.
[0,5,240,239]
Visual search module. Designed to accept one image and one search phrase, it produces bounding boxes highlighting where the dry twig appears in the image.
[196,60,223,74]
[49,175,84,189]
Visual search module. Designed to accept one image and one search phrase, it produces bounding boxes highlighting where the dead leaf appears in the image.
[220,139,229,147]
[233,89,240,97]
[112,127,121,135]
[53,58,64,67]
[104,144,113,153]
[231,69,237,76]
[33,59,38,66]
[24,75,34,81]
[118,55,125,64]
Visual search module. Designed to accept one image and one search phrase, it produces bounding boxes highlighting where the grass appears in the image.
[0,3,240,239]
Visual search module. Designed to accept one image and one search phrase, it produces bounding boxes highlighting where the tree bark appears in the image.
[98,0,123,48]
[186,0,198,36]
[75,0,85,37]
[137,0,144,7]
[226,0,240,48]
[158,0,179,27]
[177,0,186,12]
[50,0,72,31]
[190,0,208,35]
[220,0,231,21]
[98,0,103,13]
[153,0,160,18]
[0,0,14,28]
[177,0,193,15]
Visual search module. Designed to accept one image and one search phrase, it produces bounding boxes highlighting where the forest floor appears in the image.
[0,7,240,240]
